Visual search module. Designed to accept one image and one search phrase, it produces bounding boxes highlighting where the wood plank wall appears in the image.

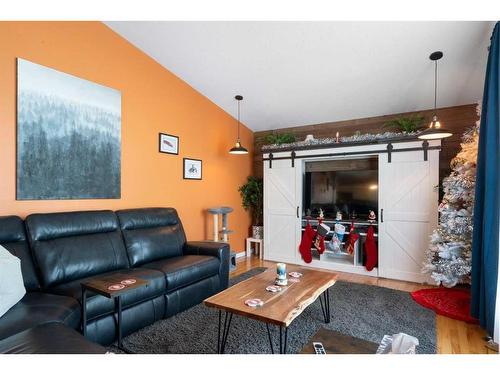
[253,104,479,179]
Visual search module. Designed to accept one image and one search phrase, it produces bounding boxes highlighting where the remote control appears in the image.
[313,342,326,354]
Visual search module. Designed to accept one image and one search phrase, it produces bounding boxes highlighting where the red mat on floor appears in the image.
[411,288,479,324]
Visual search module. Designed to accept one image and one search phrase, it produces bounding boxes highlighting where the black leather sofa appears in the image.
[0,208,230,353]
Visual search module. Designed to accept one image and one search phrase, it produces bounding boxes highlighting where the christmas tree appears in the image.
[422,104,480,287]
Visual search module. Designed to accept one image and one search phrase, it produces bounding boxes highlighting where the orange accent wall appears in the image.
[0,21,254,253]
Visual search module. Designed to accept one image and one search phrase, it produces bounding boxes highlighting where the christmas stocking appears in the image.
[313,219,329,255]
[364,225,378,271]
[345,222,359,255]
[299,222,315,263]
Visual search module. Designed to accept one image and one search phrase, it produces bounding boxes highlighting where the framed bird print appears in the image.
[159,133,179,155]
[183,158,202,180]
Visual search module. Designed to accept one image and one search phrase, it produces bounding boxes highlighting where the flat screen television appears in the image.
[303,157,378,221]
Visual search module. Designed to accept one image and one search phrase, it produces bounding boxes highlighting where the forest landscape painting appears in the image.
[17,58,121,200]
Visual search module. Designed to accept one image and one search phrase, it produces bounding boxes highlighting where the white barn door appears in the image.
[263,159,301,263]
[378,148,439,283]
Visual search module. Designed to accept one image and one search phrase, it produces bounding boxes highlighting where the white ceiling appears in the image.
[105,21,493,132]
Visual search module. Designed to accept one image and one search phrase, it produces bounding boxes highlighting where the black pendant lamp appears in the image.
[418,51,453,140]
[229,95,249,154]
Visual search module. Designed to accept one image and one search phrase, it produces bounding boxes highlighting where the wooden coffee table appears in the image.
[300,328,379,354]
[204,266,336,354]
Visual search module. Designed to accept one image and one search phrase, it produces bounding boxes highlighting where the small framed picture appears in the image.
[183,158,202,180]
[159,133,179,155]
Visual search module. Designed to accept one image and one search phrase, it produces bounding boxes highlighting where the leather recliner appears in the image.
[116,208,229,318]
[25,210,167,344]
[0,216,81,341]
[0,208,230,352]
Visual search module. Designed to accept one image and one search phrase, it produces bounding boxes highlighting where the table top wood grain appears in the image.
[204,266,336,327]
[300,328,379,354]
[81,273,149,298]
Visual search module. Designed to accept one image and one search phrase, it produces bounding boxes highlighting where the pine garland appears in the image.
[422,104,480,287]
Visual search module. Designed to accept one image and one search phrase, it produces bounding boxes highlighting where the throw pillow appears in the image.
[0,244,26,318]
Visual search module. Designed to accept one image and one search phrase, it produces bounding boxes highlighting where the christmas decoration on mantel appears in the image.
[422,104,480,287]
[261,130,419,152]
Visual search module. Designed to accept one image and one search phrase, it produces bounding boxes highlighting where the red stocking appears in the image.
[364,225,378,271]
[313,219,326,255]
[345,222,359,255]
[299,222,315,263]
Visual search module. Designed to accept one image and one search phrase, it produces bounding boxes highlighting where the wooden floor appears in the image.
[233,256,493,354]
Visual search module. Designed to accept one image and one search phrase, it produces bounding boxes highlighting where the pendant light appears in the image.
[418,51,453,140]
[229,95,249,154]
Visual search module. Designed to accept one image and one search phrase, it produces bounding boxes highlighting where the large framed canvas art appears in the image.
[16,58,121,200]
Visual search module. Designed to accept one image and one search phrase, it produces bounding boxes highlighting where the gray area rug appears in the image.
[111,267,436,354]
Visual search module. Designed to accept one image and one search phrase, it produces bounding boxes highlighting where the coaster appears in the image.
[288,278,300,283]
[266,285,282,293]
[108,284,125,291]
[245,298,264,307]
[289,272,303,278]
[120,279,137,285]
[275,278,288,286]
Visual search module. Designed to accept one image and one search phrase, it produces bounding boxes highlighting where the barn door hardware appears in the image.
[422,140,429,161]
[262,142,440,164]
[386,143,393,163]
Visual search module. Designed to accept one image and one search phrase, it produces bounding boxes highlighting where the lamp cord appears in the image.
[434,60,438,112]
[237,99,241,141]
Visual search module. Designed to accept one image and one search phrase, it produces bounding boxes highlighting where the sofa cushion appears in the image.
[0,245,26,318]
[0,216,40,291]
[48,268,166,321]
[25,210,129,288]
[164,275,220,318]
[0,292,80,340]
[0,322,107,354]
[116,208,186,267]
[142,255,220,292]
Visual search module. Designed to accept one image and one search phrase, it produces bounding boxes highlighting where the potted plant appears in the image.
[383,115,425,133]
[264,133,296,145]
[238,176,264,239]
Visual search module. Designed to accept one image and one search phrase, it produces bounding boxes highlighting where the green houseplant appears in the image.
[383,115,425,133]
[265,133,296,145]
[238,176,264,239]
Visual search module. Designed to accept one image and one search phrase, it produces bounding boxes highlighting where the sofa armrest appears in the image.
[0,322,107,354]
[183,241,230,290]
